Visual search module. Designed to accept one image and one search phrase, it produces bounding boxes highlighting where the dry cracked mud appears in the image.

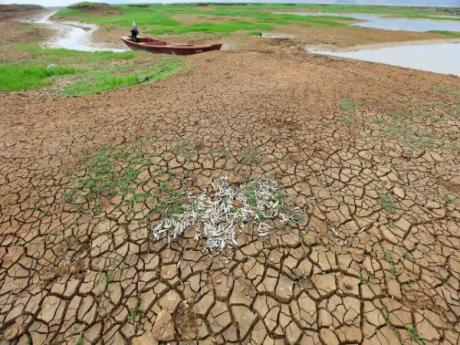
[1,15,460,345]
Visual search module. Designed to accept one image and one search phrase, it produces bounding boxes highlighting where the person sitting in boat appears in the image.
[130,21,139,42]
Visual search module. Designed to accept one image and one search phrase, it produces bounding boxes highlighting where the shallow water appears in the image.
[350,14,460,32]
[287,12,460,32]
[261,32,294,39]
[32,12,127,52]
[309,42,460,77]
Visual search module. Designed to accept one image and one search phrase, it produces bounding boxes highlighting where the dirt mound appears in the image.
[0,4,42,12]
[69,2,120,15]
[127,4,150,8]
[0,4,43,19]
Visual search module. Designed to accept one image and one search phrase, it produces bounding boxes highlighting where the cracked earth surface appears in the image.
[1,25,460,345]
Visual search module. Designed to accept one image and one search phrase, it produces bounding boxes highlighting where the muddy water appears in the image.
[32,11,127,52]
[309,41,460,77]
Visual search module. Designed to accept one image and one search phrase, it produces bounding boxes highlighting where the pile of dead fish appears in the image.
[151,177,304,254]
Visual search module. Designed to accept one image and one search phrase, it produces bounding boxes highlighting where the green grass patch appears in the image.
[243,182,259,206]
[54,2,460,40]
[70,144,145,202]
[436,85,459,96]
[378,195,397,214]
[171,142,196,159]
[5,42,184,96]
[66,141,188,217]
[203,8,352,27]
[407,326,425,345]
[148,21,272,35]
[337,96,359,125]
[339,97,359,112]
[61,59,183,96]
[55,4,184,27]
[428,30,460,38]
[373,112,439,150]
[268,3,460,21]
[17,43,138,62]
[0,63,77,91]
[241,147,262,165]
[55,2,358,36]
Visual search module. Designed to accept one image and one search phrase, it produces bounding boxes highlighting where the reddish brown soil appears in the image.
[0,14,460,345]
[69,2,121,16]
[0,4,43,20]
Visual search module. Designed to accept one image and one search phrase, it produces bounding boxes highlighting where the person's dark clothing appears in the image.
[130,28,139,42]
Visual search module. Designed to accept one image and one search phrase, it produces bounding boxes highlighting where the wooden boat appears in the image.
[121,36,222,55]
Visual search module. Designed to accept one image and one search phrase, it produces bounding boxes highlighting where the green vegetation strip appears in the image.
[61,58,183,96]
[428,30,460,38]
[4,44,184,95]
[66,142,154,214]
[0,64,77,92]
[17,43,138,62]
[55,3,357,36]
[54,2,460,38]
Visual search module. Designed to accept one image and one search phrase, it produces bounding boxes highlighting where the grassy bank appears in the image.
[61,58,183,96]
[428,30,460,38]
[54,2,460,37]
[271,3,460,20]
[1,44,185,95]
[54,3,357,35]
[0,64,77,91]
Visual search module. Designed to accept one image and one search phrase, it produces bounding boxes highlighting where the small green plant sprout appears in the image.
[337,96,359,125]
[401,250,414,262]
[171,141,196,159]
[337,114,354,125]
[382,308,405,344]
[76,336,84,345]
[359,271,368,285]
[442,194,456,205]
[272,191,285,202]
[292,212,305,223]
[339,97,359,112]
[299,230,305,242]
[407,326,425,345]
[104,271,113,289]
[243,182,259,206]
[70,325,80,337]
[241,147,261,165]
[383,251,398,276]
[208,147,232,159]
[378,195,397,214]
[66,143,150,213]
[126,300,143,323]
[383,251,393,263]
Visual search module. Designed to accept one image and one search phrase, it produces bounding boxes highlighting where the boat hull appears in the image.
[121,36,222,55]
